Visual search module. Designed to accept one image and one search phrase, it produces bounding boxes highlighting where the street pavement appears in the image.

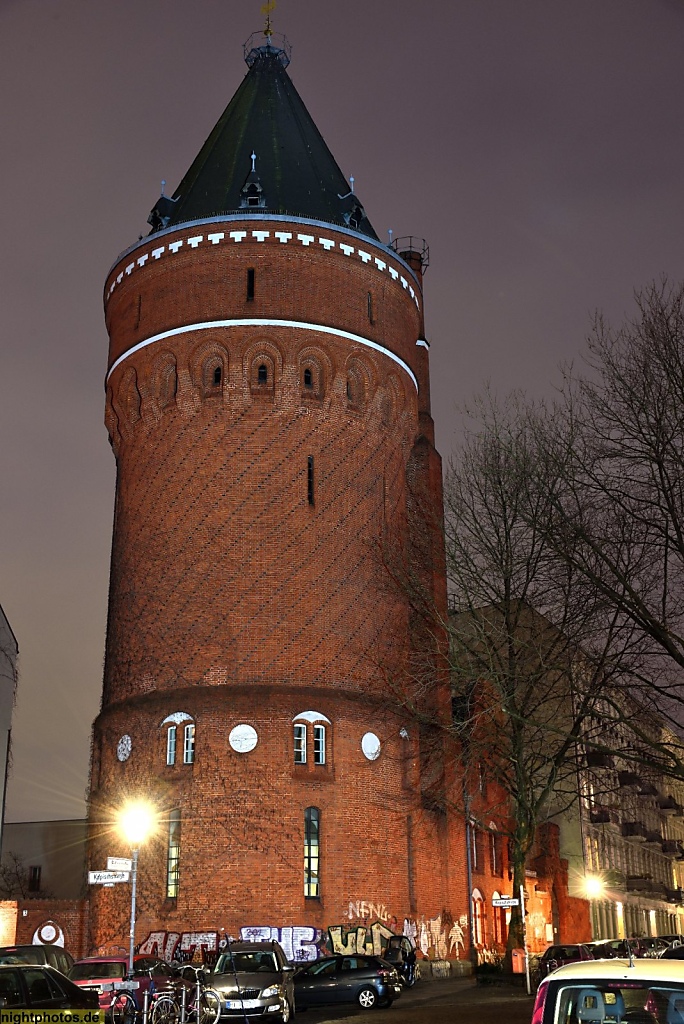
[297,975,535,1023]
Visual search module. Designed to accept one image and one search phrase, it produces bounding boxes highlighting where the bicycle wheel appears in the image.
[151,994,179,1024]
[112,992,138,1024]
[198,989,221,1024]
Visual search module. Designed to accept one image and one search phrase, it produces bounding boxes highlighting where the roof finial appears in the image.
[388,228,393,244]
[251,151,257,173]
[349,175,355,194]
[261,0,276,39]
[161,179,166,197]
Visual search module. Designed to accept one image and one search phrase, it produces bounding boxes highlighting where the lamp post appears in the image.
[118,801,156,975]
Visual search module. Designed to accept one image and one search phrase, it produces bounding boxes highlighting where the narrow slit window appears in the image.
[304,367,313,388]
[213,365,222,386]
[313,724,326,765]
[183,723,195,765]
[166,725,177,766]
[166,810,181,898]
[258,364,268,384]
[307,456,315,507]
[28,866,41,893]
[367,292,373,322]
[304,806,320,897]
[294,723,307,764]
[247,267,255,301]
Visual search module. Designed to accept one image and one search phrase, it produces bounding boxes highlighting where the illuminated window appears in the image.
[313,724,326,765]
[166,726,177,766]
[472,889,486,946]
[304,807,320,897]
[166,810,181,898]
[294,723,307,764]
[183,724,195,765]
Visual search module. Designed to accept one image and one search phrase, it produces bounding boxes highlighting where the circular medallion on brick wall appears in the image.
[229,724,258,753]
[116,735,132,761]
[361,732,381,760]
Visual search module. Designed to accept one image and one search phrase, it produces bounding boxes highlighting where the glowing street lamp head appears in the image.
[583,875,605,900]
[118,800,157,847]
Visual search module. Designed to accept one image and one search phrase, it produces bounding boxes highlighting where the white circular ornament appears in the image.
[116,735,132,761]
[361,732,381,761]
[229,724,258,753]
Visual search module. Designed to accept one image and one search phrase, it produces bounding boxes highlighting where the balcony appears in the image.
[662,839,684,858]
[666,888,684,905]
[618,770,642,790]
[626,875,653,892]
[586,751,615,769]
[638,781,659,797]
[622,821,648,842]
[644,829,664,848]
[589,806,621,831]
[657,795,682,815]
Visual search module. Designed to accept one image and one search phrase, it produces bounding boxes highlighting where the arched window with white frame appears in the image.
[161,712,194,767]
[292,711,331,768]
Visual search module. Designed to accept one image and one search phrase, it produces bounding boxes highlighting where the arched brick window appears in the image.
[293,712,331,767]
[162,713,195,767]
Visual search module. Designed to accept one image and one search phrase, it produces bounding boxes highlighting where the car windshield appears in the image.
[69,962,126,981]
[215,953,276,974]
[554,981,684,1024]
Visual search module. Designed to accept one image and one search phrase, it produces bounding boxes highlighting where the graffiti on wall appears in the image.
[136,906,467,963]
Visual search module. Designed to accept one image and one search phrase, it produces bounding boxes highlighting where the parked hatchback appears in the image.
[532,957,684,1024]
[0,963,99,1009]
[210,941,294,1022]
[293,954,402,1010]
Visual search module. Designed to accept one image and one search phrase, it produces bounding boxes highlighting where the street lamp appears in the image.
[117,800,157,975]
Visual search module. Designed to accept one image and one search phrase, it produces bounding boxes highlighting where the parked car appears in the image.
[382,935,417,987]
[209,941,294,1022]
[588,938,671,960]
[0,962,99,1009]
[539,944,594,977]
[69,954,180,1017]
[293,954,402,1011]
[0,944,74,975]
[661,945,684,960]
[531,957,684,1024]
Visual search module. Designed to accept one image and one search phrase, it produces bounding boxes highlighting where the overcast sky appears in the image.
[2,0,684,822]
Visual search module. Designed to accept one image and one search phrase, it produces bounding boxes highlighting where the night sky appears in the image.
[2,0,684,822]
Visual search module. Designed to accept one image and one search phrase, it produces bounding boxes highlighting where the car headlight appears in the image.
[260,985,283,999]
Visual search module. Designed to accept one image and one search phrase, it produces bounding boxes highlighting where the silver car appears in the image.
[210,941,295,1023]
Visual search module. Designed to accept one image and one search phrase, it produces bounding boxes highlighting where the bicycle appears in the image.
[150,965,221,1024]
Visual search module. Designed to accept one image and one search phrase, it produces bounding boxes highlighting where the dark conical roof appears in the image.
[149,38,378,239]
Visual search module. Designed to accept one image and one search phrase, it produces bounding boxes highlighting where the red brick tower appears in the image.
[88,33,459,962]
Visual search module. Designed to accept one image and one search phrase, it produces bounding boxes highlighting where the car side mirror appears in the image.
[282,964,295,973]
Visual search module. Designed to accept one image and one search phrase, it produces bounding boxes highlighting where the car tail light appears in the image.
[531,981,548,1024]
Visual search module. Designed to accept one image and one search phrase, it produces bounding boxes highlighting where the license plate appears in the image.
[225,999,260,1010]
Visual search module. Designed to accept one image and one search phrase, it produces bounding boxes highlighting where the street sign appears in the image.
[107,857,133,872]
[492,896,519,907]
[88,870,130,885]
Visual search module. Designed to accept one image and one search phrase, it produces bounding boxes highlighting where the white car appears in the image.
[531,956,684,1024]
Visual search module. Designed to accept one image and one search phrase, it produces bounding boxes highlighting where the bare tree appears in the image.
[442,391,655,961]
[0,852,52,899]
[535,280,684,725]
